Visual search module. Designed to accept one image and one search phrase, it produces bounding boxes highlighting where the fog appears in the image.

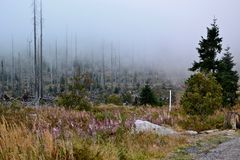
[1,0,240,81]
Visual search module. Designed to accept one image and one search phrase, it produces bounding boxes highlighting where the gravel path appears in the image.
[198,137,240,160]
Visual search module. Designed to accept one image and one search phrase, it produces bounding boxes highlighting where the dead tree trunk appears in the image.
[40,0,43,99]
[118,51,121,85]
[224,112,240,130]
[110,43,114,89]
[55,40,59,93]
[28,40,33,95]
[74,35,78,77]
[0,59,4,95]
[17,52,22,96]
[101,44,105,89]
[11,38,15,91]
[33,0,38,101]
[65,31,68,92]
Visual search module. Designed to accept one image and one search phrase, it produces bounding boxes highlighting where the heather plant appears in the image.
[0,104,193,159]
[0,114,187,160]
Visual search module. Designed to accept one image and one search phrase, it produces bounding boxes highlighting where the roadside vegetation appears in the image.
[1,102,240,159]
[0,103,188,160]
[180,19,239,132]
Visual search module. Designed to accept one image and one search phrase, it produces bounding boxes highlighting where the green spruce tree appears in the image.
[190,19,222,73]
[216,47,239,107]
[139,84,157,106]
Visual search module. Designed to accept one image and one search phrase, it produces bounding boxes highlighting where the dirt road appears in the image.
[167,130,240,160]
[198,137,240,160]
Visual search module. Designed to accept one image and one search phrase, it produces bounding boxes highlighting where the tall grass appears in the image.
[0,117,106,160]
[0,104,188,160]
[0,118,187,160]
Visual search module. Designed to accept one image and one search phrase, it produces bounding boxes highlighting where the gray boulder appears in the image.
[134,120,177,135]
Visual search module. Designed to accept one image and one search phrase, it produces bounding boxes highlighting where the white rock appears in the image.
[200,129,219,134]
[134,120,177,135]
[184,130,198,135]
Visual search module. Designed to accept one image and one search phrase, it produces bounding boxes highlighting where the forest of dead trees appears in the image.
[0,0,179,105]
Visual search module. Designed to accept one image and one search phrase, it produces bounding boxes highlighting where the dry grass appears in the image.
[231,103,240,112]
[0,104,188,160]
[0,117,187,160]
[0,117,55,159]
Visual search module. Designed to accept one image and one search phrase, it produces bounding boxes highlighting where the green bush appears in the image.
[178,114,224,132]
[56,76,92,111]
[107,94,122,106]
[181,73,222,117]
[57,93,91,111]
[122,92,133,104]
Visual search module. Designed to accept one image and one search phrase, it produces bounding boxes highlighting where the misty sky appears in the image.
[1,0,240,80]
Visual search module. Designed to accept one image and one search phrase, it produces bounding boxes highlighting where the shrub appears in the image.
[107,94,122,106]
[178,113,224,132]
[181,73,222,117]
[57,93,91,111]
[122,92,133,104]
[56,76,91,111]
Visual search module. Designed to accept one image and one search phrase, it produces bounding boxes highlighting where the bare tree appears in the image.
[40,0,43,98]
[27,40,33,94]
[101,44,106,89]
[33,0,38,100]
[75,35,78,60]
[0,59,4,95]
[118,50,121,85]
[65,30,68,92]
[11,38,15,91]
[110,43,114,88]
[17,52,22,96]
[74,35,78,77]
[55,40,59,92]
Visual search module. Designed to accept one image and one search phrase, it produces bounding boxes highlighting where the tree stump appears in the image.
[224,112,240,130]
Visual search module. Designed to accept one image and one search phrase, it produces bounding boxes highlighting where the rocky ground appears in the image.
[167,130,240,160]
